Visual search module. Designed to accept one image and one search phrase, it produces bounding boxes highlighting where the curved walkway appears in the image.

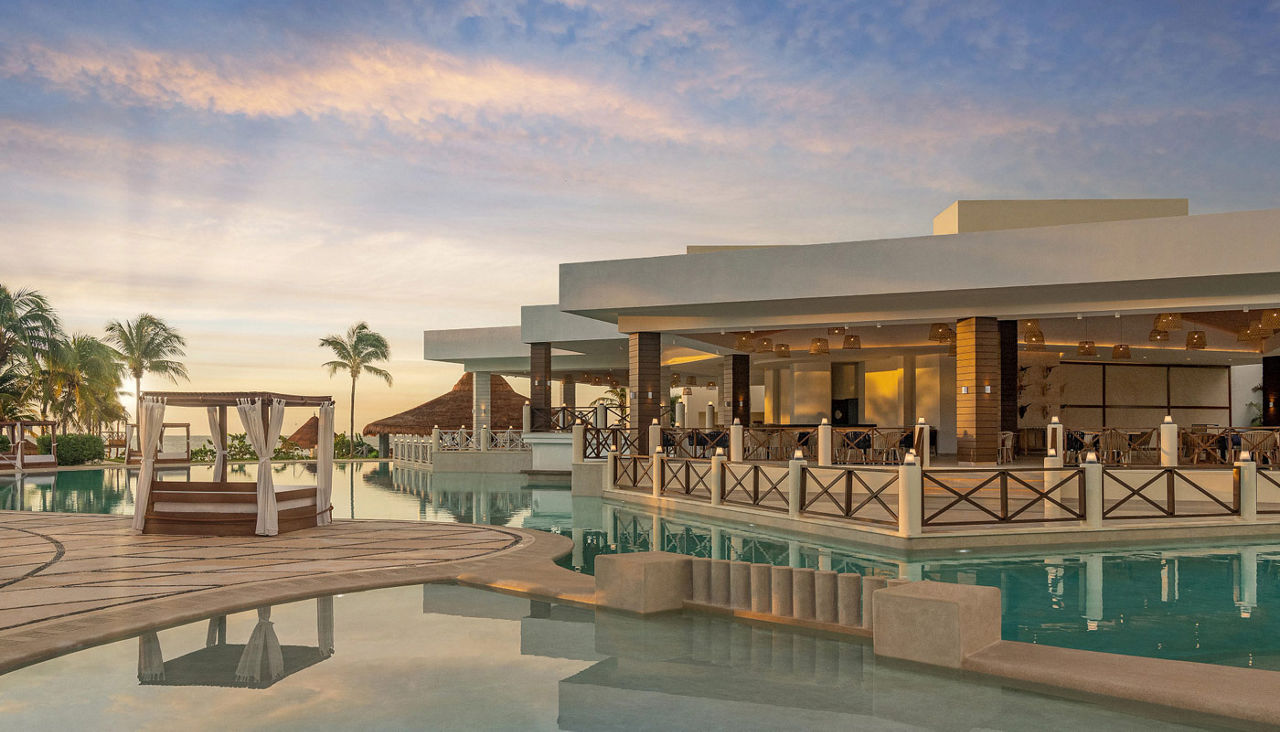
[0,511,593,674]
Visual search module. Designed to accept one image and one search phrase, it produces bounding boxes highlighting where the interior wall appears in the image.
[1231,364,1263,426]
[1055,362,1231,429]
[862,357,901,427]
[915,353,958,454]
[791,362,832,424]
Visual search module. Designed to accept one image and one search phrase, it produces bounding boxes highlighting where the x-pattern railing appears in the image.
[488,429,528,450]
[614,513,651,552]
[832,427,912,464]
[614,454,652,491]
[659,458,714,499]
[922,469,1085,526]
[720,463,788,510]
[661,428,729,459]
[742,428,818,462]
[584,427,641,459]
[1260,469,1280,514]
[800,467,899,525]
[1102,468,1237,519]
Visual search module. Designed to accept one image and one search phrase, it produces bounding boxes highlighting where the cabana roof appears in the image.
[287,415,320,449]
[363,373,527,436]
[141,391,332,407]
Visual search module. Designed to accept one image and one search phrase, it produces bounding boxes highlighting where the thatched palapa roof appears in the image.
[362,373,527,436]
[286,416,320,449]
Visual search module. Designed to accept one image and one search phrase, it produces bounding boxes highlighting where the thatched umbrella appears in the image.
[286,416,320,449]
[363,373,527,436]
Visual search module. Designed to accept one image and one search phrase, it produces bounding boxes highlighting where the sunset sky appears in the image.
[3,1,1279,432]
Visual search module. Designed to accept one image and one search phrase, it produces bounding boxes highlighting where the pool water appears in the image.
[4,462,1280,671]
[0,584,1217,731]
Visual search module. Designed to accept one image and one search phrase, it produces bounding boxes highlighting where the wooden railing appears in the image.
[659,458,714,499]
[721,462,789,510]
[921,468,1084,526]
[800,466,898,526]
[832,427,914,465]
[613,454,652,492]
[584,426,641,459]
[741,428,817,462]
[488,429,528,450]
[661,428,729,459]
[1102,467,1238,519]
[1260,469,1280,514]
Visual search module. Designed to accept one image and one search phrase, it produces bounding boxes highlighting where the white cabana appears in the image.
[237,398,285,536]
[206,406,227,478]
[131,397,167,531]
[316,401,335,526]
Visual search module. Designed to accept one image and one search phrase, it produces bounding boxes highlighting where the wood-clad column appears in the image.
[998,320,1019,433]
[1264,356,1280,427]
[472,371,491,429]
[723,354,751,426]
[562,376,576,411]
[530,343,552,432]
[956,317,1001,464]
[629,332,661,452]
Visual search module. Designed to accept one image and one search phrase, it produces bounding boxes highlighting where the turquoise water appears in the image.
[3,462,1278,671]
[0,583,1216,730]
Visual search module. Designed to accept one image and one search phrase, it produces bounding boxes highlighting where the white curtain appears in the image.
[237,398,285,536]
[124,423,135,453]
[205,615,226,647]
[131,397,167,531]
[234,607,284,685]
[317,596,335,657]
[137,631,165,682]
[206,407,226,479]
[316,402,335,526]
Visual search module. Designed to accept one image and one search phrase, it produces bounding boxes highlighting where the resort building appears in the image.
[420,199,1280,464]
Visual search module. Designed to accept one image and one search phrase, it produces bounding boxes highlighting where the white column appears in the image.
[651,447,664,497]
[472,371,492,430]
[571,423,585,464]
[603,448,617,492]
[431,426,441,453]
[522,403,531,434]
[1238,546,1258,618]
[1159,416,1178,467]
[648,419,662,457]
[1043,453,1065,520]
[1238,455,1258,522]
[1047,417,1065,459]
[478,425,490,452]
[595,403,608,428]
[730,420,744,462]
[788,452,807,518]
[897,454,922,537]
[1084,553,1103,631]
[704,402,716,429]
[675,401,685,428]
[710,449,724,506]
[710,526,724,560]
[1084,453,1103,528]
[818,419,833,466]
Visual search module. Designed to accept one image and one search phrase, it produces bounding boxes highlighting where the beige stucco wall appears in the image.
[932,198,1188,235]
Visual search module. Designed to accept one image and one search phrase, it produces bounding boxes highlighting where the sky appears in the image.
[2,0,1279,433]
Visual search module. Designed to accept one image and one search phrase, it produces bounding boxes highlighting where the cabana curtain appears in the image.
[131,397,167,531]
[316,402,335,526]
[317,596,335,656]
[206,407,226,478]
[137,631,165,682]
[237,398,285,536]
[234,607,284,685]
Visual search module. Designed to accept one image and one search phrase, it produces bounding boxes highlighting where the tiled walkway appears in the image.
[0,511,590,673]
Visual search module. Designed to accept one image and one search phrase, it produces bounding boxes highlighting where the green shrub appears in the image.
[191,440,217,462]
[37,434,105,465]
[0,434,8,452]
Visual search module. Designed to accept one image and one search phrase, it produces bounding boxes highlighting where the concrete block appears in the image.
[595,551,692,614]
[750,563,772,613]
[710,559,731,606]
[861,576,887,628]
[872,580,1001,669]
[770,566,793,617]
[730,561,751,610]
[792,568,816,620]
[837,573,862,627]
[690,557,710,604]
[814,570,838,623]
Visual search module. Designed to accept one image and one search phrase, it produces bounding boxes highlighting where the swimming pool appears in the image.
[0,583,1217,730]
[4,461,1278,671]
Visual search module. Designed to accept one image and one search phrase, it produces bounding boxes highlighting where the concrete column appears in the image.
[1084,553,1103,630]
[1238,456,1258,521]
[530,343,552,431]
[1238,546,1259,618]
[562,376,576,411]
[710,450,724,505]
[750,564,772,613]
[817,419,833,466]
[710,526,724,560]
[770,566,793,616]
[730,420,744,462]
[1043,453,1065,520]
[818,548,832,571]
[571,423,585,464]
[521,404,531,434]
[674,401,685,427]
[861,576,887,629]
[572,527,584,568]
[1159,417,1179,467]
[704,402,716,429]
[837,573,862,626]
[900,352,917,426]
[629,332,662,452]
[1084,453,1103,528]
[594,403,608,428]
[651,447,664,497]
[792,568,816,620]
[956,317,1001,464]
[814,570,838,623]
[710,559,731,606]
[478,425,490,452]
[723,354,751,426]
[1047,417,1065,459]
[648,419,662,456]
[897,455,922,537]
[691,558,711,604]
[730,562,751,610]
[603,449,617,492]
[788,454,807,518]
[431,426,441,452]
[788,540,801,568]
[472,371,492,430]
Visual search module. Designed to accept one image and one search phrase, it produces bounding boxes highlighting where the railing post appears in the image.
[788,450,806,519]
[431,426,441,453]
[710,448,724,506]
[914,418,931,469]
[594,404,607,428]
[1159,416,1178,467]
[818,418,833,466]
[603,447,617,492]
[478,425,490,452]
[675,401,685,428]
[652,447,664,498]
[1237,452,1257,522]
[572,422,585,464]
[1084,452,1103,528]
[702,402,714,429]
[648,418,662,457]
[522,403,531,434]
[897,453,922,537]
[730,419,744,463]
[1043,450,1065,520]
[1047,416,1065,461]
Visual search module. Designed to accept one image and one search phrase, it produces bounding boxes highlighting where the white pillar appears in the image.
[730,420,744,462]
[648,419,662,457]
[1043,453,1065,520]
[710,449,724,506]
[788,452,807,518]
[710,526,724,560]
[1238,546,1258,618]
[897,454,922,537]
[817,419,833,466]
[675,401,686,428]
[1238,455,1258,522]
[1159,416,1178,467]
[705,402,716,429]
[595,403,608,428]
[1084,453,1103,528]
[603,448,617,492]
[522,403,531,434]
[788,540,802,568]
[572,527,584,569]
[1084,553,1103,630]
[1047,417,1065,459]
[431,426,441,453]
[472,371,492,430]
[571,423,585,463]
[651,447,664,498]
[478,425,490,452]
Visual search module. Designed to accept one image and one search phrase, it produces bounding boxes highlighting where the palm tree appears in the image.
[104,314,189,422]
[319,322,392,450]
[50,334,127,433]
[0,285,61,373]
[590,386,628,407]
